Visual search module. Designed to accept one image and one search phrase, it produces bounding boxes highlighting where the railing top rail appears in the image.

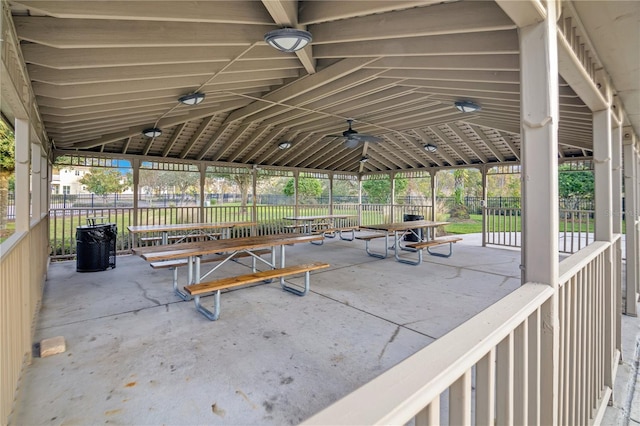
[558,234,621,284]
[303,282,554,425]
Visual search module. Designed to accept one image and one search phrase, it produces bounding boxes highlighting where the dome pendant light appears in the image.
[178,92,205,106]
[142,128,162,138]
[454,100,481,113]
[264,28,312,53]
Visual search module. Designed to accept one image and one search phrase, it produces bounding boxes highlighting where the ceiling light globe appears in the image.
[454,100,481,113]
[178,92,205,105]
[264,28,312,52]
[278,141,292,149]
[424,143,438,153]
[142,128,162,138]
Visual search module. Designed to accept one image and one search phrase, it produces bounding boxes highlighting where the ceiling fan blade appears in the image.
[353,134,382,143]
[344,138,361,149]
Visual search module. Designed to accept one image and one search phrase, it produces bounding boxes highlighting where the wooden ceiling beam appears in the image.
[314,30,519,58]
[310,1,514,44]
[224,57,380,124]
[27,59,302,85]
[14,17,274,48]
[21,44,281,69]
[13,1,273,24]
[466,124,506,163]
[412,129,457,167]
[162,123,187,158]
[32,72,293,99]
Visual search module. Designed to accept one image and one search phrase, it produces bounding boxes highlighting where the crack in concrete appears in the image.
[133,280,161,305]
[379,326,400,361]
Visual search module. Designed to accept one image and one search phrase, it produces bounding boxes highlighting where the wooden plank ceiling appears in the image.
[10,0,594,173]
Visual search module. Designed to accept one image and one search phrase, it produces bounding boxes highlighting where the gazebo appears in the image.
[1,1,638,424]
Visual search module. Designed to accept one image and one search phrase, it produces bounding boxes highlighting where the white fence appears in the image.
[304,237,621,425]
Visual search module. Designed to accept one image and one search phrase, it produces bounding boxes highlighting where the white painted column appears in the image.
[594,109,613,242]
[612,124,623,234]
[593,83,616,398]
[612,121,624,360]
[31,144,42,219]
[430,170,437,221]
[14,119,31,232]
[357,177,363,226]
[131,159,140,227]
[390,172,396,223]
[623,131,638,316]
[293,171,299,216]
[41,155,49,218]
[199,164,206,222]
[481,166,488,247]
[519,1,559,424]
[251,166,258,231]
[328,173,334,215]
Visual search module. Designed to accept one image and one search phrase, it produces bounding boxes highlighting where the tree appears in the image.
[79,168,128,195]
[283,177,323,203]
[362,176,407,204]
[207,171,254,213]
[0,121,15,236]
[558,164,594,209]
[450,169,470,219]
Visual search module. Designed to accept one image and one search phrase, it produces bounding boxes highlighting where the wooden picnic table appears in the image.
[283,214,358,243]
[358,220,455,264]
[132,233,323,300]
[127,220,256,246]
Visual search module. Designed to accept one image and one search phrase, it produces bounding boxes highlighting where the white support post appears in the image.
[430,170,437,222]
[14,119,31,232]
[41,155,49,219]
[132,159,140,227]
[251,166,258,232]
[612,123,624,360]
[594,111,613,242]
[31,143,42,219]
[293,171,299,217]
[481,166,488,247]
[390,172,396,223]
[623,131,638,316]
[328,173,334,215]
[519,2,560,423]
[199,164,207,223]
[612,125,623,234]
[593,78,616,394]
[357,177,363,226]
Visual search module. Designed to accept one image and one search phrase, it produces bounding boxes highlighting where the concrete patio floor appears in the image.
[9,234,639,425]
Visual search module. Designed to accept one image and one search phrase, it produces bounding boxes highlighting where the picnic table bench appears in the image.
[184,262,330,321]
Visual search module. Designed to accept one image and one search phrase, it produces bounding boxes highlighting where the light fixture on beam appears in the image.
[423,143,438,153]
[278,141,292,149]
[359,155,369,163]
[142,127,162,138]
[178,92,205,106]
[454,100,481,113]
[264,28,312,52]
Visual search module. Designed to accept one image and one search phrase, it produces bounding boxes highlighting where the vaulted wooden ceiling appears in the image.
[6,1,638,173]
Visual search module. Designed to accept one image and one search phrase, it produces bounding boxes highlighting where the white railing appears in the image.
[484,208,595,254]
[303,238,619,425]
[1,218,48,425]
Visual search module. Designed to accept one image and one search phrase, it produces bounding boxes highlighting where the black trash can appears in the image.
[403,214,424,242]
[76,223,117,272]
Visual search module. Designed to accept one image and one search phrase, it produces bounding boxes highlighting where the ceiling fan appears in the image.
[326,119,382,148]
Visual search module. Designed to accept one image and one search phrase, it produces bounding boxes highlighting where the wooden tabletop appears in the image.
[283,214,356,221]
[127,221,256,234]
[134,233,323,262]
[359,220,450,232]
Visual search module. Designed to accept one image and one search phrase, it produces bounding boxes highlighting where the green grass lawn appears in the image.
[444,214,483,234]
